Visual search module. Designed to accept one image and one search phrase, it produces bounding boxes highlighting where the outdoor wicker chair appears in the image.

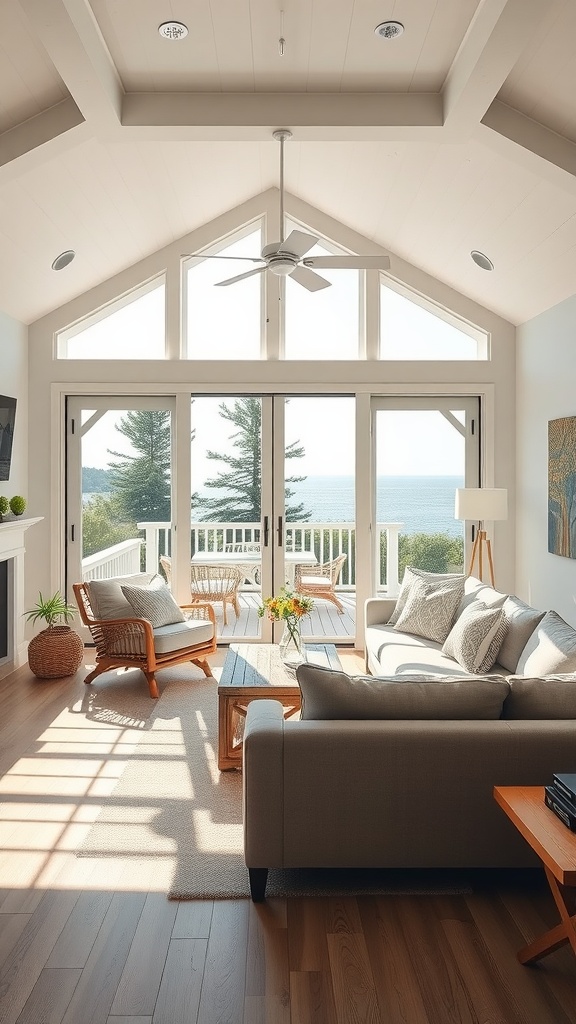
[294,553,347,613]
[189,563,243,624]
[73,576,216,699]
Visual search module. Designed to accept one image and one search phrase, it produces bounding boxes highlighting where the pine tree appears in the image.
[194,398,311,522]
[107,410,171,521]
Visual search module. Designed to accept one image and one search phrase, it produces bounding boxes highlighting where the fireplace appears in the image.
[0,517,42,678]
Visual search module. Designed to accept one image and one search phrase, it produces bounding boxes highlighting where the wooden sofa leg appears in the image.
[83,663,109,685]
[248,867,268,902]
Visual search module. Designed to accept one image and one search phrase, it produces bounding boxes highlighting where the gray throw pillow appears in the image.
[296,663,509,720]
[393,574,466,644]
[442,601,508,674]
[497,597,545,673]
[516,610,576,676]
[503,675,576,719]
[388,566,465,626]
[87,572,156,620]
[121,575,185,627]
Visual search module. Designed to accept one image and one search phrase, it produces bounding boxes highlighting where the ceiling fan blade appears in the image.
[303,255,391,270]
[181,254,264,262]
[290,265,331,291]
[215,266,268,287]
[280,229,319,258]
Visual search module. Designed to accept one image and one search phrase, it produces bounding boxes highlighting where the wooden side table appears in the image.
[494,785,576,964]
[217,642,341,770]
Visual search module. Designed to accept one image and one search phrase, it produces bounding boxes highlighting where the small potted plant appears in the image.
[0,496,8,522]
[9,495,26,516]
[24,591,84,679]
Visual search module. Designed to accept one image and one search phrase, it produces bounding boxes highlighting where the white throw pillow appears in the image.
[388,566,466,626]
[393,574,466,644]
[442,601,508,674]
[121,574,185,628]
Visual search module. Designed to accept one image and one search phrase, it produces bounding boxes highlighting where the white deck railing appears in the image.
[81,538,143,580]
[80,524,405,591]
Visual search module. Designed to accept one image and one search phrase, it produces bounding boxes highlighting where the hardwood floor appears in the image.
[1,650,576,1023]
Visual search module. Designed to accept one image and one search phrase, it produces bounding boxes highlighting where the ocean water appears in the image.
[289,475,464,536]
[84,474,465,537]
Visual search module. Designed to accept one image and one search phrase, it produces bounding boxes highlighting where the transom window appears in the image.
[57,278,166,359]
[380,281,485,360]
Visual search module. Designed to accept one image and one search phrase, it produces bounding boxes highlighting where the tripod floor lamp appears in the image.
[455,488,508,587]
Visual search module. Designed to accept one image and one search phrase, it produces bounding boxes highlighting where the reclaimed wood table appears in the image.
[217,642,341,770]
[494,785,576,964]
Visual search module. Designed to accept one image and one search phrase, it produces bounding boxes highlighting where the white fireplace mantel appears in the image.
[0,516,43,677]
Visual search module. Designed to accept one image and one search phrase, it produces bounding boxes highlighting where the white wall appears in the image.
[0,310,28,501]
[517,293,576,624]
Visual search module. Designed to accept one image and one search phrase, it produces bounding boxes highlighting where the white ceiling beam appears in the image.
[443,0,552,135]
[478,100,576,197]
[120,92,444,142]
[0,99,90,184]
[18,0,123,129]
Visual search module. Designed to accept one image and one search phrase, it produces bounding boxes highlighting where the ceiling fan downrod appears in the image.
[273,129,292,245]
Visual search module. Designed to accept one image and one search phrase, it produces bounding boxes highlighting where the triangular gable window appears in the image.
[380,282,484,359]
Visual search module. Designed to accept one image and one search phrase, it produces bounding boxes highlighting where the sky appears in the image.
[81,398,465,479]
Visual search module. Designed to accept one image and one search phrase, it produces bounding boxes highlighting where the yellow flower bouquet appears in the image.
[258,587,313,661]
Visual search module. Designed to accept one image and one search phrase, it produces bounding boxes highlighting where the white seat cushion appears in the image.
[153,618,214,656]
[300,575,330,587]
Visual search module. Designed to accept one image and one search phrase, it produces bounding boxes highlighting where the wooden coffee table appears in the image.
[217,642,341,770]
[494,786,576,964]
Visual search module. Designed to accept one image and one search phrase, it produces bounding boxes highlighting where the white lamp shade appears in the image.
[455,488,508,522]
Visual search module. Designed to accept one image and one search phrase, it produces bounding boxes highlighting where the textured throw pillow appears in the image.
[393,574,466,644]
[388,566,466,626]
[87,572,156,620]
[442,601,508,674]
[497,597,545,673]
[296,663,509,720]
[516,610,576,676]
[503,675,576,719]
[121,574,185,628]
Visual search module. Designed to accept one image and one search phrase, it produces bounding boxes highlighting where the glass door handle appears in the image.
[277,515,283,546]
[263,515,269,546]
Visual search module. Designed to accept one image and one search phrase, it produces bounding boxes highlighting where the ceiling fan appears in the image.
[181,129,391,291]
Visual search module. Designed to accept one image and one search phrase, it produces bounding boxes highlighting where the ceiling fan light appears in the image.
[269,259,295,277]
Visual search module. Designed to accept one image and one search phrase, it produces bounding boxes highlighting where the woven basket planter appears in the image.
[28,625,84,679]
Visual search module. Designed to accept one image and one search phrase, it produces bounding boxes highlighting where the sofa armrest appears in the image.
[364,597,397,628]
[243,700,285,869]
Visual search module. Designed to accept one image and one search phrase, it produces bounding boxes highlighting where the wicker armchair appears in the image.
[73,578,216,699]
[294,553,347,613]
[190,563,243,625]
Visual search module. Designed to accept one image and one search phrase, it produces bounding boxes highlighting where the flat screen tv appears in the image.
[0,395,17,481]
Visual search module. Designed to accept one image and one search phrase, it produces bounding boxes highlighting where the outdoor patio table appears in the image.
[190,549,317,587]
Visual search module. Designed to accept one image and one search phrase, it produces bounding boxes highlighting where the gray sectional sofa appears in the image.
[243,572,576,900]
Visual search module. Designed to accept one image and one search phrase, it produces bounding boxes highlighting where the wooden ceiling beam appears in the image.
[442,0,553,135]
[478,100,576,197]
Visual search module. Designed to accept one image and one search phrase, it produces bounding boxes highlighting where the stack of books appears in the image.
[544,774,576,831]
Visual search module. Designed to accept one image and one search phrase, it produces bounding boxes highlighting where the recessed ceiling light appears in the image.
[374,21,404,40]
[51,250,76,271]
[470,250,494,271]
[158,21,188,40]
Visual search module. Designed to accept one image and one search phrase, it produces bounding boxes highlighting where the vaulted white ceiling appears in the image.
[2,0,576,326]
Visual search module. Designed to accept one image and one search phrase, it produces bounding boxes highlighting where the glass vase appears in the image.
[279,621,304,667]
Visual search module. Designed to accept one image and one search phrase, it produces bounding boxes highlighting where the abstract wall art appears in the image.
[548,415,576,558]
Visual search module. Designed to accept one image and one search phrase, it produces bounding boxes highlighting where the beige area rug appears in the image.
[78,666,471,899]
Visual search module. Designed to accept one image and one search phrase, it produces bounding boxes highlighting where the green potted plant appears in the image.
[9,495,26,516]
[24,591,83,679]
[0,496,8,522]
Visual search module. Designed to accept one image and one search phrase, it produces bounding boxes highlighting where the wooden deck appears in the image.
[217,589,356,642]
